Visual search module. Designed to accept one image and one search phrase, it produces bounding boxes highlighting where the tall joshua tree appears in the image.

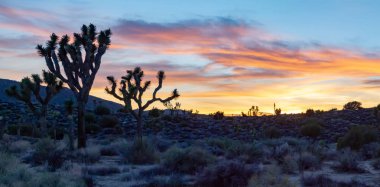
[36,24,111,148]
[106,67,179,142]
[5,71,63,136]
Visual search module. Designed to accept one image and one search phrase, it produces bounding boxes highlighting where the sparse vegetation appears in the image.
[300,123,322,138]
[337,125,378,150]
[162,146,215,174]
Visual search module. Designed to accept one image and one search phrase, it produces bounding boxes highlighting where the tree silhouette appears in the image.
[5,71,63,136]
[105,67,179,142]
[36,24,112,148]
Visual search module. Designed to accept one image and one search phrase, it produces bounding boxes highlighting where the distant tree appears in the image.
[105,67,179,142]
[343,101,362,110]
[305,109,315,117]
[36,24,112,148]
[5,71,63,136]
[248,106,259,116]
[374,104,380,124]
[241,112,247,117]
[275,108,282,116]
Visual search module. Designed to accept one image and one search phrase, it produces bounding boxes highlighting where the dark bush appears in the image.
[87,166,120,176]
[300,123,322,138]
[337,125,378,150]
[7,125,35,137]
[162,146,215,174]
[343,101,362,110]
[99,115,119,128]
[84,113,96,124]
[86,124,101,134]
[210,111,224,120]
[196,160,256,187]
[334,150,365,173]
[48,128,65,140]
[94,105,111,116]
[148,107,162,118]
[264,126,282,139]
[120,138,159,164]
[305,109,315,116]
[30,138,66,171]
[226,143,263,163]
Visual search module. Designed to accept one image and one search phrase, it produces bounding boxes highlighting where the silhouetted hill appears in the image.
[0,78,123,111]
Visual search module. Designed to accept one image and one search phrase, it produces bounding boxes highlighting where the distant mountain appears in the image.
[0,78,123,111]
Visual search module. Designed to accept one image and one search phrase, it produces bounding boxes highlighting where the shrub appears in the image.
[87,166,120,176]
[162,146,215,174]
[80,146,101,163]
[210,111,224,120]
[225,143,263,163]
[8,140,31,153]
[7,125,35,137]
[343,101,362,110]
[300,123,322,138]
[30,138,66,171]
[84,113,96,124]
[148,107,162,118]
[337,125,378,150]
[120,138,159,164]
[146,175,186,187]
[85,123,101,134]
[305,109,315,116]
[372,159,380,170]
[48,127,65,140]
[99,115,119,128]
[334,149,365,173]
[264,126,282,139]
[248,165,295,187]
[360,142,380,159]
[281,154,298,174]
[0,152,85,186]
[100,146,119,156]
[94,105,111,115]
[196,160,257,187]
[299,152,320,170]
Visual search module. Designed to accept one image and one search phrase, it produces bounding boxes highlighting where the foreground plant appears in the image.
[106,67,179,142]
[36,24,112,148]
[5,71,63,136]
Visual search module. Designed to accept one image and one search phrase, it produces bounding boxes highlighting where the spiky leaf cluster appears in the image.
[5,71,63,114]
[36,24,112,95]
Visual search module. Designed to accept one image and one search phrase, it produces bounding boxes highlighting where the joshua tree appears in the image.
[105,67,179,142]
[36,24,112,148]
[248,105,259,116]
[5,71,63,136]
[64,99,75,150]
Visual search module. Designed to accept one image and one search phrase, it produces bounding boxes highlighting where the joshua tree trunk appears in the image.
[136,111,143,143]
[39,104,48,136]
[77,100,86,148]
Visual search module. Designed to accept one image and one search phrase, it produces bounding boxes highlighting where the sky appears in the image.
[1,0,380,114]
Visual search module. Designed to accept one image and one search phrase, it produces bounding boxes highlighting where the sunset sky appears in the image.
[1,0,380,114]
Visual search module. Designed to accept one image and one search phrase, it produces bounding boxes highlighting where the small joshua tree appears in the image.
[36,24,112,148]
[106,67,179,142]
[5,71,63,136]
[248,106,259,116]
